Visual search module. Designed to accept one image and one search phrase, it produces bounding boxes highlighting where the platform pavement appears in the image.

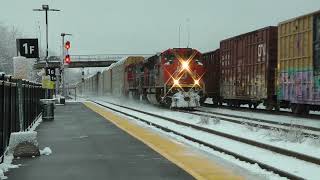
[6,103,194,180]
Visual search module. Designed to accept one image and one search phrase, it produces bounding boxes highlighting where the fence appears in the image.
[0,74,45,162]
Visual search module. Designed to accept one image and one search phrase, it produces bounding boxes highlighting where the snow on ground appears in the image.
[66,95,87,103]
[0,115,43,179]
[92,96,320,159]
[144,122,288,180]
[89,96,320,179]
[40,147,52,156]
[199,106,320,128]
[0,154,19,180]
[205,97,320,117]
[93,100,288,180]
[28,116,42,131]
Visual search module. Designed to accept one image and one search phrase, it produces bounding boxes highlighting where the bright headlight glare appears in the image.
[182,61,189,69]
[194,79,199,85]
[173,79,179,85]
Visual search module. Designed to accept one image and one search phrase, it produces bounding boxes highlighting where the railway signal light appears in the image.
[65,41,71,49]
[65,54,71,64]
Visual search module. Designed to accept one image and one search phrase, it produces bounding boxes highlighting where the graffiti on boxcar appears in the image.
[278,70,320,103]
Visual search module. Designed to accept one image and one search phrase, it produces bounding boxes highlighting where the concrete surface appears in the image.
[7,103,194,180]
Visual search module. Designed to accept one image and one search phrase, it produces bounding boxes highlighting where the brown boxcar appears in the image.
[203,49,221,104]
[220,26,278,109]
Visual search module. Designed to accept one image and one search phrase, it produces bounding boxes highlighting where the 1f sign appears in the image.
[22,43,35,55]
[16,39,39,58]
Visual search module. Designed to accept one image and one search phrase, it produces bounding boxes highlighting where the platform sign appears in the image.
[16,39,39,58]
[42,76,55,89]
[46,68,56,76]
[45,68,57,81]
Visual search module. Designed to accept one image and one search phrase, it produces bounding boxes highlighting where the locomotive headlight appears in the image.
[182,61,189,70]
[194,79,200,85]
[173,79,179,85]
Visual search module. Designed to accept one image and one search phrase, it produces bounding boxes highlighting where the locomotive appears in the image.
[78,48,205,108]
[126,48,204,108]
[131,48,205,108]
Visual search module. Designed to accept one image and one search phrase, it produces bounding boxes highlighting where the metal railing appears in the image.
[0,74,45,162]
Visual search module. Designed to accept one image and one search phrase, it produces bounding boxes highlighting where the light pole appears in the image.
[33,5,60,98]
[61,33,72,96]
[33,5,60,61]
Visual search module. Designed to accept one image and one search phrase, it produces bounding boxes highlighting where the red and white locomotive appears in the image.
[126,48,205,108]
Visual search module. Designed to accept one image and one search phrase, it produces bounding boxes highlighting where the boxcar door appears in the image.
[314,13,320,75]
[236,38,245,97]
[314,13,320,101]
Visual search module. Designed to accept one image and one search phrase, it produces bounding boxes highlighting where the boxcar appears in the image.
[203,49,221,105]
[102,68,112,95]
[124,56,145,98]
[220,26,278,109]
[277,10,320,114]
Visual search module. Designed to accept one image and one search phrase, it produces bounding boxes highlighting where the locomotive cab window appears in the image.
[164,54,175,64]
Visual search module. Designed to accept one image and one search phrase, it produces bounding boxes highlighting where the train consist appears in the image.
[204,27,278,110]
[77,48,205,108]
[78,10,320,114]
[202,10,320,114]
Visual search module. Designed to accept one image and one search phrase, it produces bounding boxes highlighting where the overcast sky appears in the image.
[1,0,320,56]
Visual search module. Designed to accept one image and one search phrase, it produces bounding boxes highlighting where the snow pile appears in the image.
[264,126,305,143]
[197,116,220,125]
[171,90,200,108]
[40,147,52,156]
[0,116,43,178]
[28,116,42,131]
[8,131,38,154]
[0,154,19,180]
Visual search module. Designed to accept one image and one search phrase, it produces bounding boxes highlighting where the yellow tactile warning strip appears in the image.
[84,102,244,180]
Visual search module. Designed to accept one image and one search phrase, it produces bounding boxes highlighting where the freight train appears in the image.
[77,48,205,108]
[77,10,320,114]
[203,10,320,114]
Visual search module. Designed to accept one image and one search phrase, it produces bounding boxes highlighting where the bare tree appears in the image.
[0,23,20,74]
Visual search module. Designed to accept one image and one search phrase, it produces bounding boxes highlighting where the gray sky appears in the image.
[1,0,320,55]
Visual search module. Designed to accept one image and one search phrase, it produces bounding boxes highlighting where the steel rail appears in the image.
[91,100,320,180]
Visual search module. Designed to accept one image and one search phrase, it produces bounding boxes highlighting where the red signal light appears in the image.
[65,41,71,49]
[65,54,71,64]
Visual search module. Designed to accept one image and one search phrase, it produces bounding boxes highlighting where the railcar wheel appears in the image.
[200,96,207,106]
[266,104,273,111]
[301,105,310,115]
[291,104,310,114]
[164,97,172,108]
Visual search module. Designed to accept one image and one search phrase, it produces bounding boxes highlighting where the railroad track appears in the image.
[91,100,320,180]
[182,109,320,138]
[202,103,320,120]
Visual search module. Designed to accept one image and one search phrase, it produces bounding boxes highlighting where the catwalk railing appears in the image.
[0,74,45,162]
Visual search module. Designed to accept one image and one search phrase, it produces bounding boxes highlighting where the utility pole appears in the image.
[61,33,72,97]
[33,5,60,98]
[33,5,60,64]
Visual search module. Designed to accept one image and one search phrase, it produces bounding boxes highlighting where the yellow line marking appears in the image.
[84,102,244,180]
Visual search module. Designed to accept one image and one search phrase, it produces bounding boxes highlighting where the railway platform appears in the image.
[6,102,247,180]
